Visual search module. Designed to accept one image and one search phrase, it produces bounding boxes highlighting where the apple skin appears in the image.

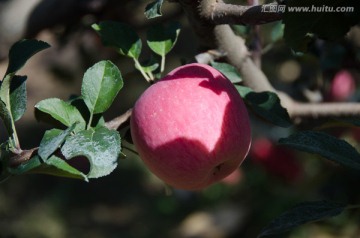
[130,63,251,190]
[329,70,355,101]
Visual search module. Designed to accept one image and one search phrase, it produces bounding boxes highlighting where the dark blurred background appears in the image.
[1,0,360,237]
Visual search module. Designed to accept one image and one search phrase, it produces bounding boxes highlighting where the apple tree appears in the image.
[1,0,360,237]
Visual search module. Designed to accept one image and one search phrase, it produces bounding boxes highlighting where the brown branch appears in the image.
[176,0,282,48]
[214,24,360,121]
[176,0,217,49]
[214,24,275,92]
[194,49,226,64]
[215,23,360,122]
[200,0,282,25]
[178,0,360,121]
[105,108,132,130]
[288,102,360,120]
[8,148,37,167]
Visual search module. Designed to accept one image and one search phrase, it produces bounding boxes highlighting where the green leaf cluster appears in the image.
[0,39,50,181]
[0,40,124,182]
[0,39,50,151]
[31,60,123,180]
[260,119,360,236]
[92,20,181,82]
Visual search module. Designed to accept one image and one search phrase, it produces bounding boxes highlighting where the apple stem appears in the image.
[133,58,152,82]
[87,113,93,130]
[160,55,165,74]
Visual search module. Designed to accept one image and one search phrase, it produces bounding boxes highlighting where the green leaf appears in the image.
[279,131,360,170]
[0,74,26,145]
[236,86,292,127]
[283,0,360,52]
[35,98,86,132]
[38,125,75,161]
[271,22,284,42]
[6,39,50,75]
[69,96,105,128]
[20,155,88,181]
[61,126,121,178]
[0,39,49,144]
[137,63,159,75]
[135,59,159,74]
[232,25,251,37]
[0,74,12,114]
[259,200,346,237]
[0,100,13,135]
[81,60,123,114]
[210,62,242,83]
[145,0,164,19]
[10,75,27,121]
[43,155,87,181]
[92,21,142,59]
[236,85,252,98]
[147,22,181,57]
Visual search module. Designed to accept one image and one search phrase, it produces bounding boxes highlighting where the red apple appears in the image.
[250,137,302,182]
[329,70,355,101]
[130,63,251,190]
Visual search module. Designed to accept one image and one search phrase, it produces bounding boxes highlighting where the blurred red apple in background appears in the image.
[250,137,302,182]
[329,70,356,101]
[130,63,251,190]
[221,168,243,185]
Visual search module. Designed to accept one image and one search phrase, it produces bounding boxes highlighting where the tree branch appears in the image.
[199,0,282,25]
[178,0,360,122]
[214,24,275,92]
[8,148,37,167]
[105,108,132,130]
[176,0,282,48]
[214,23,360,121]
[288,102,360,120]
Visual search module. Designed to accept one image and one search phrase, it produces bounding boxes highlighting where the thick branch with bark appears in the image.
[176,0,282,48]
[177,0,360,121]
[214,24,275,92]
[199,0,282,25]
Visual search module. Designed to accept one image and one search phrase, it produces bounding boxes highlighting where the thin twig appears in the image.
[8,148,38,167]
[105,108,132,130]
[195,49,226,64]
